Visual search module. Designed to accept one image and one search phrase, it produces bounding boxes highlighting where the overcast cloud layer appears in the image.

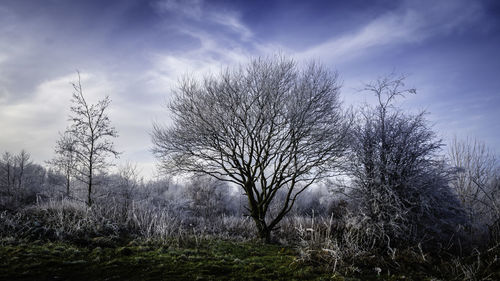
[1,0,499,178]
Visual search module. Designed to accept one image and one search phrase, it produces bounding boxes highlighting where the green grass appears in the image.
[3,237,485,280]
[0,239,344,281]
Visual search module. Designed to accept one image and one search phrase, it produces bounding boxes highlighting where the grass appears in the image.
[3,236,499,280]
[0,238,342,281]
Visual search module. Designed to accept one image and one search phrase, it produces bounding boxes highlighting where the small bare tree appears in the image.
[152,56,350,242]
[0,152,15,195]
[48,131,77,197]
[65,72,119,206]
[116,162,140,213]
[448,137,499,231]
[14,150,31,190]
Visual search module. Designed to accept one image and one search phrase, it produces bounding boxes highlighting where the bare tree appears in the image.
[0,152,15,195]
[47,131,77,197]
[115,161,140,213]
[1,150,47,207]
[346,75,463,244]
[152,56,350,242]
[184,175,229,218]
[66,72,119,206]
[448,137,500,230]
[14,150,31,190]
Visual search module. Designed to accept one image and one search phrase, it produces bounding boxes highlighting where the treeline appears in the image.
[0,153,333,217]
[0,153,334,241]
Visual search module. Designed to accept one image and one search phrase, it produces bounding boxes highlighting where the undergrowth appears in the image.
[294,213,500,280]
[2,198,500,280]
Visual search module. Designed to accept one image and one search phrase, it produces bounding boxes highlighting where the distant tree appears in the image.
[346,75,463,244]
[21,162,46,197]
[291,187,329,216]
[1,150,47,207]
[0,150,31,193]
[48,132,77,197]
[0,152,15,195]
[65,72,119,206]
[14,150,31,189]
[110,162,141,216]
[448,137,500,229]
[184,175,229,218]
[152,56,350,242]
[116,162,140,194]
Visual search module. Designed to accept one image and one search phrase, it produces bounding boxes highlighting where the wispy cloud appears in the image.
[146,0,265,89]
[298,0,484,63]
[154,0,203,20]
[153,0,253,41]
[211,11,253,41]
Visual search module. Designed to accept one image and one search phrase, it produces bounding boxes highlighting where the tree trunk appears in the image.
[258,228,271,243]
[87,183,92,206]
[87,166,93,206]
[6,164,11,195]
[252,216,272,243]
[87,173,92,207]
[66,173,70,197]
[88,142,94,207]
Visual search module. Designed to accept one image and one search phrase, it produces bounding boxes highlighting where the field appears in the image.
[0,237,451,281]
[0,239,335,281]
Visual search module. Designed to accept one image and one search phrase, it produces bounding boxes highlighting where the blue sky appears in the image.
[1,0,499,178]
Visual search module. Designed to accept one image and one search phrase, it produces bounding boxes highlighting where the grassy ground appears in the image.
[0,238,341,281]
[0,237,470,280]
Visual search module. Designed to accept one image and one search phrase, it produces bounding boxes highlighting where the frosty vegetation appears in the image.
[1,56,499,279]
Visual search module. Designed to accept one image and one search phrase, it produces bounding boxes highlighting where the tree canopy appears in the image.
[152,56,350,242]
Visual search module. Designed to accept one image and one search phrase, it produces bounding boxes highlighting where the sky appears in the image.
[1,0,499,179]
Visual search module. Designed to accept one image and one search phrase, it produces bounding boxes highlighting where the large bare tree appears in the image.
[66,72,119,206]
[152,56,350,242]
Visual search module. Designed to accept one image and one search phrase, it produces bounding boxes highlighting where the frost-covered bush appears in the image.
[344,76,466,248]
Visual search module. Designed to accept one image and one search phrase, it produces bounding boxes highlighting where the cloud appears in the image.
[143,34,253,114]
[298,0,484,63]
[145,1,263,90]
[299,12,418,62]
[210,11,253,41]
[0,74,73,160]
[0,72,115,161]
[153,0,254,42]
[154,0,203,20]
